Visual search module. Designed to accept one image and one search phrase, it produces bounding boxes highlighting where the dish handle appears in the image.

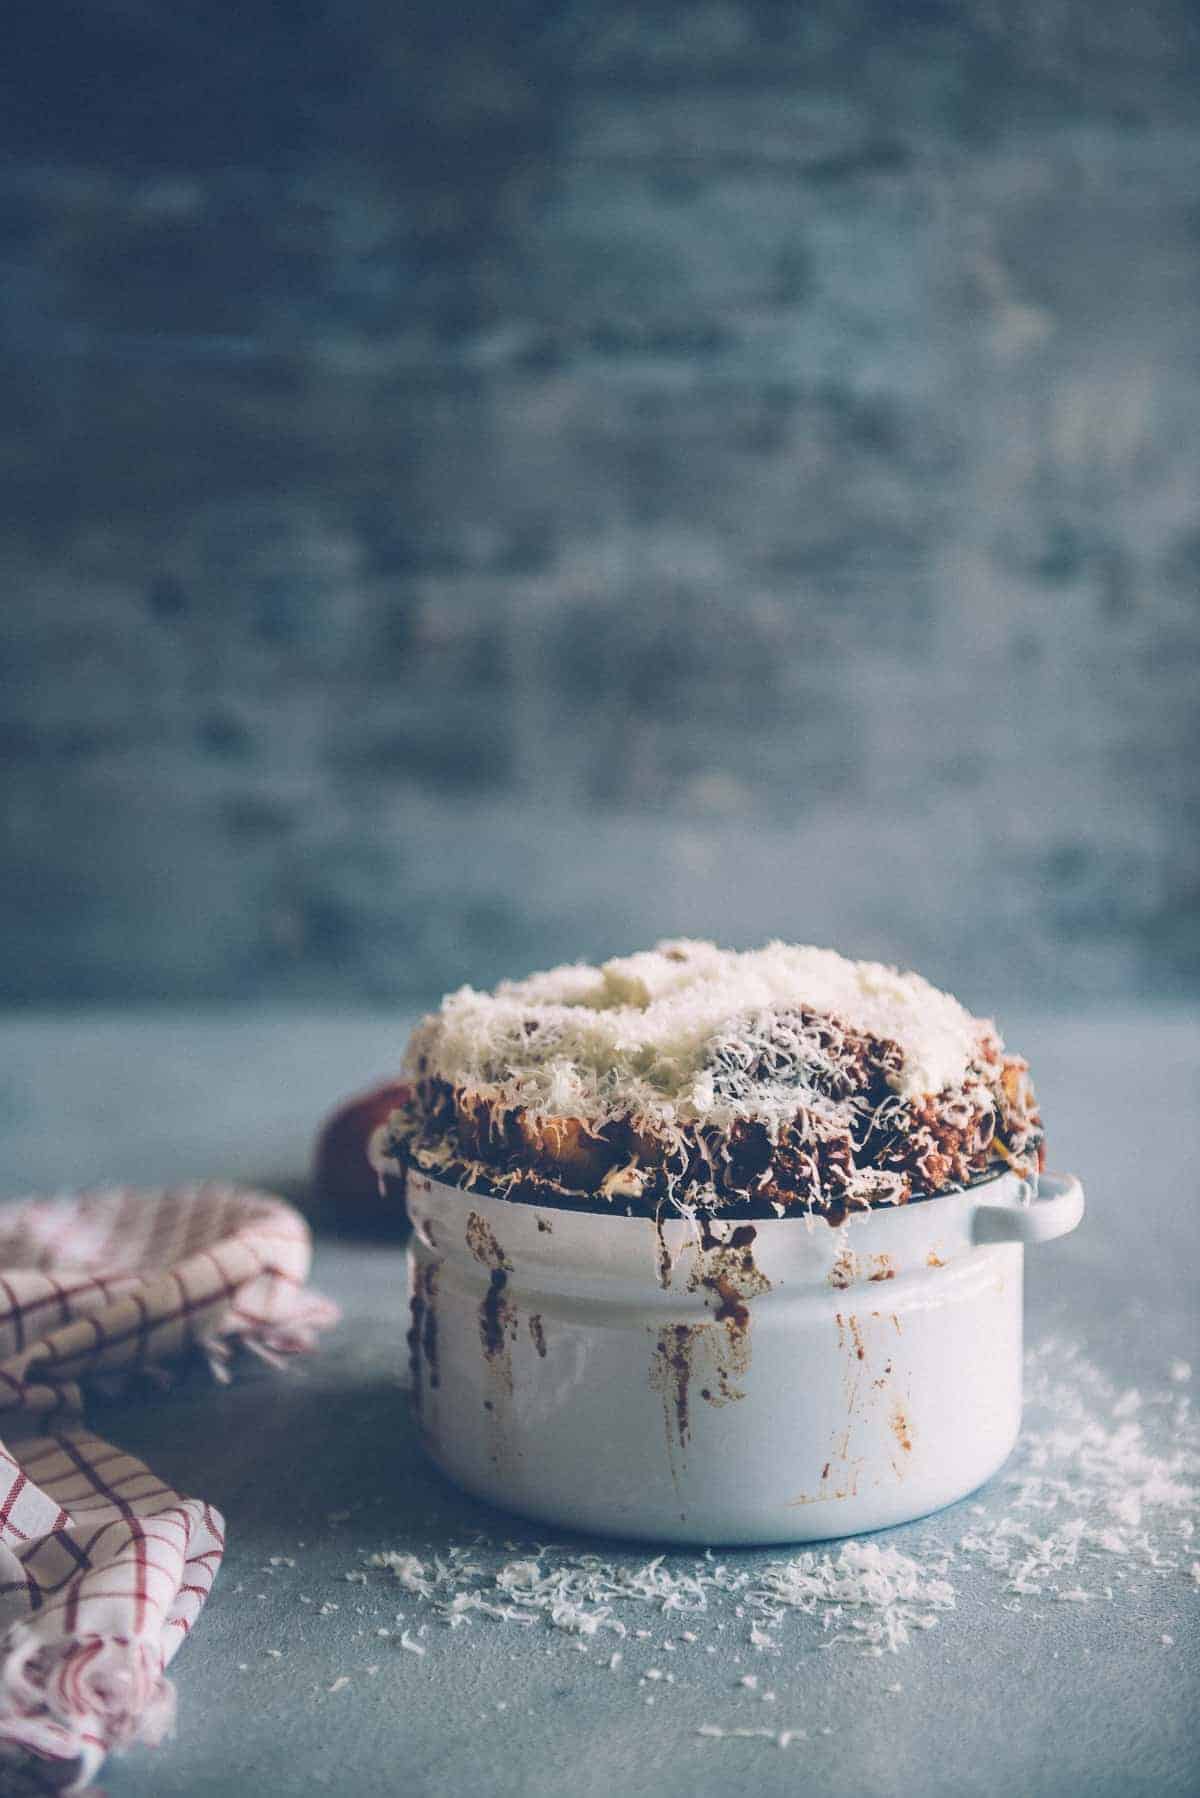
[972,1171,1085,1246]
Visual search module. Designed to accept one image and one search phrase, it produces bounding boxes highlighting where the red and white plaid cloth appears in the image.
[0,1183,337,1792]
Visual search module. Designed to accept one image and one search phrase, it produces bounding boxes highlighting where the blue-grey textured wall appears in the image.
[1,4,1198,1011]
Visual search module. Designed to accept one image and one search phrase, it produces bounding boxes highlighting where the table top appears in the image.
[1,1005,1197,1797]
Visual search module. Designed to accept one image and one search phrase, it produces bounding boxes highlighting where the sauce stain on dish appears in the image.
[836,1312,867,1362]
[710,1273,750,1330]
[830,1248,894,1287]
[649,1222,773,1476]
[407,1260,440,1415]
[829,1247,857,1290]
[690,1221,770,1314]
[890,1399,914,1455]
[789,1450,862,1506]
[466,1211,517,1392]
[479,1268,516,1384]
[466,1211,511,1273]
[652,1210,674,1290]
[690,1220,771,1403]
[650,1323,695,1454]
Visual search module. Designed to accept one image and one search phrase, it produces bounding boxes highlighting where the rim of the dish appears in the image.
[403,1161,1019,1224]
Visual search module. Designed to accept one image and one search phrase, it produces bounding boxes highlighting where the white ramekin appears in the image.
[404,1166,1084,1545]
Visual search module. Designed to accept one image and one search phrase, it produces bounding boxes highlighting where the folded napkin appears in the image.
[0,1183,337,1792]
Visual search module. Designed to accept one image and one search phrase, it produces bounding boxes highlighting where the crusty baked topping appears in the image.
[405,942,986,1122]
[381,941,1044,1216]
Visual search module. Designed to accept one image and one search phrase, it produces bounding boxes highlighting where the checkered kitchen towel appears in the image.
[0,1183,337,1791]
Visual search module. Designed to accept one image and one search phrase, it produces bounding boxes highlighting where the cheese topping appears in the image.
[404,940,991,1131]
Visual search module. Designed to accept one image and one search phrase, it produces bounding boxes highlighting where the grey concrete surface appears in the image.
[0,1005,1196,1795]
[3,4,1200,1009]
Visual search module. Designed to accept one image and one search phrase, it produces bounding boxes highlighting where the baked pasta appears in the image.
[375,941,1044,1220]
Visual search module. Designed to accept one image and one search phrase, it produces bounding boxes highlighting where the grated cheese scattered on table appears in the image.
[356,1536,953,1653]
[331,1344,1196,1745]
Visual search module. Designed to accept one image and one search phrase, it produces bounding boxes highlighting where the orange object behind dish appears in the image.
[313,1081,410,1233]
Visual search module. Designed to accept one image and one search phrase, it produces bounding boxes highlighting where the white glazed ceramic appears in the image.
[404,1167,1084,1545]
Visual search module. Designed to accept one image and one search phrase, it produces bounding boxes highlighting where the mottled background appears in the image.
[2,2,1198,1015]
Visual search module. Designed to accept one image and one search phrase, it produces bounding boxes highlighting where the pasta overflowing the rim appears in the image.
[375,941,1044,1220]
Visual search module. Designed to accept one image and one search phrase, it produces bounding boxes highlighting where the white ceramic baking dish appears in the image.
[404,1166,1084,1545]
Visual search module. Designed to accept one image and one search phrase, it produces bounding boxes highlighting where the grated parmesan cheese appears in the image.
[351,1341,1194,1669]
[352,1537,955,1659]
[402,940,991,1129]
[334,1344,1194,1752]
[698,1724,803,1745]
